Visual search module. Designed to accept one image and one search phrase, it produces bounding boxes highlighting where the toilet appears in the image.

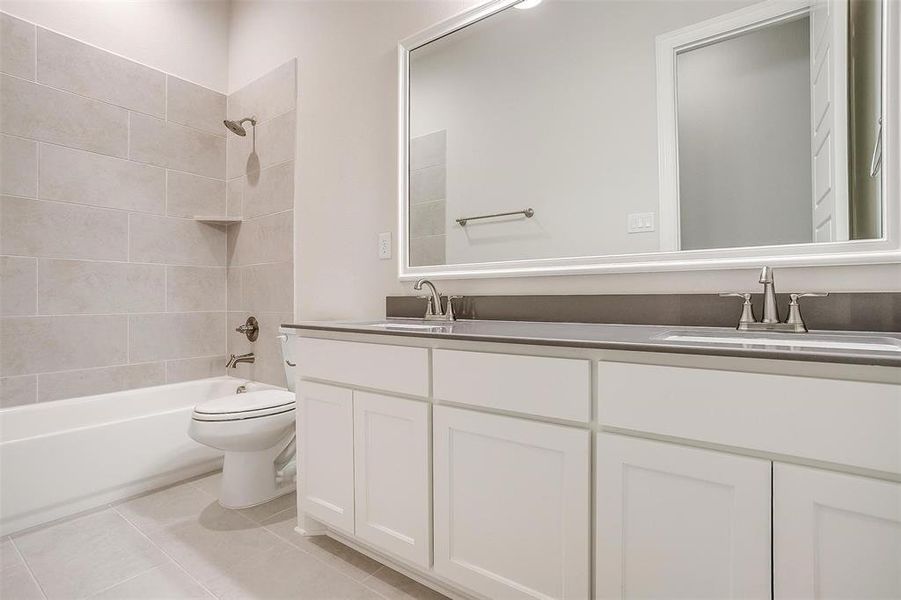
[188,336,297,509]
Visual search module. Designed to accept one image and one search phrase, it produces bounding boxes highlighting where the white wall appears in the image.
[226,0,900,323]
[0,0,229,92]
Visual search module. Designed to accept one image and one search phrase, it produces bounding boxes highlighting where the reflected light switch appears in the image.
[627,212,655,233]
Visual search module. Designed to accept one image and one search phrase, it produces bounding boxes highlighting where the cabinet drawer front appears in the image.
[433,406,591,600]
[295,337,429,397]
[433,349,590,421]
[598,361,901,474]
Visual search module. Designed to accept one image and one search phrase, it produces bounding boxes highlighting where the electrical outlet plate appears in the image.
[627,212,656,233]
[378,232,392,259]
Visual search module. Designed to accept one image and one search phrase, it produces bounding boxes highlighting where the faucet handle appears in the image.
[446,296,463,321]
[719,292,756,327]
[786,293,828,331]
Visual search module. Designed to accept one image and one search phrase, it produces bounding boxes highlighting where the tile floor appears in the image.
[0,473,449,600]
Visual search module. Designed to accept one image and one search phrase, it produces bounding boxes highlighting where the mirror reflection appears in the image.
[407,0,884,267]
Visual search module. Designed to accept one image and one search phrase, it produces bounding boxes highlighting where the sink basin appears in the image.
[657,330,901,353]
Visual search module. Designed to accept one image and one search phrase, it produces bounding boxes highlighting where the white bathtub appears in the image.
[0,376,267,535]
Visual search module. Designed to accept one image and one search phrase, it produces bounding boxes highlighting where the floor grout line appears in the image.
[10,537,49,600]
[111,505,220,600]
[83,563,160,599]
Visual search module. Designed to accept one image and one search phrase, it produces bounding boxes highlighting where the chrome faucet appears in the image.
[721,267,827,333]
[226,352,255,368]
[412,279,458,321]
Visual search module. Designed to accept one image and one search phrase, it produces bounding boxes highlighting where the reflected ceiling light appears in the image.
[514,0,542,9]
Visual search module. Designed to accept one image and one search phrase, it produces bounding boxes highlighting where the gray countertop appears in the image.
[282,319,901,368]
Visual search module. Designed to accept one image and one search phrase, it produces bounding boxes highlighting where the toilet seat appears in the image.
[192,390,295,422]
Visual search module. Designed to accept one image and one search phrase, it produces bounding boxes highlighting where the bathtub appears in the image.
[0,376,271,535]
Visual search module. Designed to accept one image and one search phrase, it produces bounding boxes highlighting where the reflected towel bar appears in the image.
[456,208,535,227]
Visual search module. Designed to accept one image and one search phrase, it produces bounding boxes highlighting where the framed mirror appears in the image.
[398,0,899,279]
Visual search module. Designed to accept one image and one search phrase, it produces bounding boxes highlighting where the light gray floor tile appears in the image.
[0,563,45,600]
[362,568,450,600]
[140,501,285,585]
[262,508,383,582]
[116,483,218,534]
[237,491,296,524]
[0,537,23,570]
[89,562,212,599]
[13,510,166,599]
[203,543,381,600]
[191,471,222,498]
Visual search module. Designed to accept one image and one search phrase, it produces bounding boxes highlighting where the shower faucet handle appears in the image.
[235,316,259,341]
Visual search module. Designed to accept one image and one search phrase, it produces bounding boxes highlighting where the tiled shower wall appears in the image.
[224,60,296,387]
[0,13,230,407]
[409,130,446,266]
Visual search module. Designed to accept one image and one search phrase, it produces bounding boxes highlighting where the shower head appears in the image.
[223,116,256,136]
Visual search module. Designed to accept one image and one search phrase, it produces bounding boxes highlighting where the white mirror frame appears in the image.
[398,0,900,281]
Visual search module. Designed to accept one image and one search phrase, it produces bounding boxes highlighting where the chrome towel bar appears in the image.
[456,208,534,227]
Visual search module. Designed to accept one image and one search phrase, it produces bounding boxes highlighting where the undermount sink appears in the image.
[366,322,454,333]
[657,330,901,353]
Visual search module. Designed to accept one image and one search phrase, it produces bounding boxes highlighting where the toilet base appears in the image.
[218,440,296,509]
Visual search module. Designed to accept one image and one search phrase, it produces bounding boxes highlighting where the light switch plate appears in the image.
[627,212,655,233]
[378,232,392,259]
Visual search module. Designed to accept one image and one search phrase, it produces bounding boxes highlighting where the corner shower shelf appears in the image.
[193,216,243,224]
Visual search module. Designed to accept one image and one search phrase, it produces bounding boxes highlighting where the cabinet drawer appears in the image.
[433,349,590,422]
[598,361,901,474]
[295,337,429,397]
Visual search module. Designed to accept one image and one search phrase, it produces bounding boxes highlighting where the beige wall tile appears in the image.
[37,259,165,314]
[410,234,446,267]
[410,130,445,170]
[226,267,243,311]
[226,210,292,266]
[226,110,294,179]
[1,315,127,376]
[129,214,226,266]
[0,375,36,408]
[241,262,293,313]
[166,76,226,136]
[1,196,128,260]
[129,312,225,362]
[0,13,35,80]
[243,160,294,219]
[37,362,165,402]
[410,165,445,204]
[227,59,296,125]
[227,178,243,217]
[39,143,165,214]
[165,355,225,383]
[1,256,36,316]
[166,266,226,311]
[227,311,292,387]
[0,134,37,197]
[129,112,226,179]
[36,28,165,117]
[166,171,226,218]
[410,200,445,237]
[0,74,129,157]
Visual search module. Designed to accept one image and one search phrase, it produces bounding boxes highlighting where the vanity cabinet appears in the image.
[774,463,901,599]
[353,391,430,568]
[297,381,355,534]
[595,433,772,599]
[433,405,591,600]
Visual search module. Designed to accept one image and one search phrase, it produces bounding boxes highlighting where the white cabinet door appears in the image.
[297,381,354,534]
[353,391,430,568]
[433,406,591,600]
[775,463,901,599]
[596,433,771,599]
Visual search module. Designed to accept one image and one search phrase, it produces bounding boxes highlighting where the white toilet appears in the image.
[188,337,297,509]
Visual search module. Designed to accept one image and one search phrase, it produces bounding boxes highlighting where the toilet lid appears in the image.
[193,390,295,421]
